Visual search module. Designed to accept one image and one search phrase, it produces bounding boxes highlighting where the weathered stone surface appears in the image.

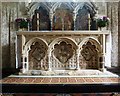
[118,1,120,67]
[0,1,2,68]
[1,2,20,68]
[107,2,119,67]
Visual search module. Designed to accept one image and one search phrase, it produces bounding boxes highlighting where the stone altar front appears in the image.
[16,31,110,75]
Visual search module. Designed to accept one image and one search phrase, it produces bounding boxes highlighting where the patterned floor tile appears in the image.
[92,78,103,83]
[67,78,77,83]
[41,78,51,83]
[75,78,85,83]
[1,77,120,84]
[100,78,113,83]
[59,78,67,83]
[109,78,119,82]
[33,78,44,83]
[24,78,35,83]
[84,78,94,83]
[50,78,60,83]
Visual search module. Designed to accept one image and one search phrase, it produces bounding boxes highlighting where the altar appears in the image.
[14,1,112,76]
[16,31,111,75]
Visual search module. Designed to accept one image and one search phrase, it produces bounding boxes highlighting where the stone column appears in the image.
[99,34,106,72]
[49,10,53,31]
[99,53,105,72]
[26,52,29,72]
[21,55,25,73]
[73,11,77,30]
[76,49,80,70]
[37,13,39,31]
[88,13,91,31]
[47,50,52,71]
[15,35,18,68]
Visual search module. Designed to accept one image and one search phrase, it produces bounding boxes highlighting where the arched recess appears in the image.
[79,37,102,69]
[52,3,74,30]
[31,3,51,30]
[24,38,48,70]
[75,2,97,30]
[49,37,78,70]
[28,2,50,18]
[49,37,78,50]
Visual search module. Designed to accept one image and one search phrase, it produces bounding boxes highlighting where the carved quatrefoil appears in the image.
[54,41,74,63]
[30,42,47,62]
[81,41,97,61]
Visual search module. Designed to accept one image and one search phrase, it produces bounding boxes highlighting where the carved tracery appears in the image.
[29,41,48,70]
[81,41,99,69]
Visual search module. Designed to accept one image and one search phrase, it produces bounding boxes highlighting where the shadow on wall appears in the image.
[2,44,10,68]
[2,43,16,68]
[2,43,18,78]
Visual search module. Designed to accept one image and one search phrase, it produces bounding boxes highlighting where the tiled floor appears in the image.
[1,77,119,84]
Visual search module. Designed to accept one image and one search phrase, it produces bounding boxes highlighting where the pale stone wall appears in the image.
[1,2,24,68]
[107,2,119,67]
[96,2,119,67]
[118,1,120,67]
[0,1,2,69]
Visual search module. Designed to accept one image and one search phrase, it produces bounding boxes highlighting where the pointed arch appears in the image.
[79,37,101,69]
[28,2,50,18]
[30,2,51,30]
[52,2,74,12]
[49,37,78,51]
[24,37,48,53]
[79,37,102,53]
[52,2,74,30]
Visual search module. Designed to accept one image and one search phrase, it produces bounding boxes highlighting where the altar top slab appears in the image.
[17,31,110,35]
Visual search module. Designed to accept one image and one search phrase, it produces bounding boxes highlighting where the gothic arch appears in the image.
[24,37,48,53]
[28,2,50,18]
[52,2,74,12]
[49,37,78,65]
[49,37,78,51]
[79,37,101,52]
[79,37,101,69]
[52,3,74,30]
[25,38,48,70]
[30,3,51,30]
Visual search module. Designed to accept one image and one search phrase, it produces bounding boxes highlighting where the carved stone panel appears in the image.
[81,41,98,69]
[53,41,74,63]
[29,42,48,70]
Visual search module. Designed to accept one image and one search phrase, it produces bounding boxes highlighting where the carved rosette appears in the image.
[53,41,74,63]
